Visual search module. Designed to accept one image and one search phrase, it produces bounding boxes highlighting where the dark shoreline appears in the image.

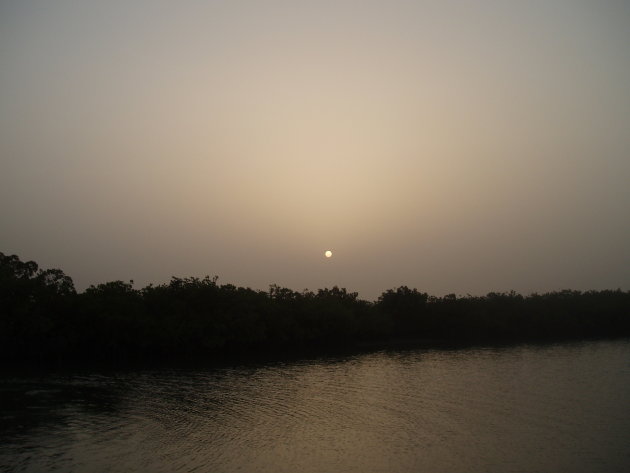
[2,252,629,371]
[4,334,628,375]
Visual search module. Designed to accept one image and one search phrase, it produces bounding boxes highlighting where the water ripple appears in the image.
[1,340,629,473]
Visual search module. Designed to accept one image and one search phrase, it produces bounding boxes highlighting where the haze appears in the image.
[1,0,629,300]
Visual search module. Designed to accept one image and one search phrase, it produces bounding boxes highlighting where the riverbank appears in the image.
[3,252,629,369]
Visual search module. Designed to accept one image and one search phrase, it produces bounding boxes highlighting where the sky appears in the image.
[1,0,629,300]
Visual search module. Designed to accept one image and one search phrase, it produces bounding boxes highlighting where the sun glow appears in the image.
[325,250,332,258]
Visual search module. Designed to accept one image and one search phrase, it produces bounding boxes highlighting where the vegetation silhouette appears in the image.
[1,252,628,364]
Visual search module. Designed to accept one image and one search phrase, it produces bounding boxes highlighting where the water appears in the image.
[2,339,629,473]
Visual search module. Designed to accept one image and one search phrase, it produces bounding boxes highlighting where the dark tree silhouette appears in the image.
[1,252,628,365]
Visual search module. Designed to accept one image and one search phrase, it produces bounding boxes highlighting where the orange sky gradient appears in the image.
[1,0,629,299]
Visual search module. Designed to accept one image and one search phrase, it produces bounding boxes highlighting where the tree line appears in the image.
[1,252,628,363]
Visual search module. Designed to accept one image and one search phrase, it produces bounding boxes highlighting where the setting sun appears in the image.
[2,1,629,471]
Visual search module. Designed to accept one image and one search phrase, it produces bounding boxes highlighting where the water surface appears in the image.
[2,340,629,472]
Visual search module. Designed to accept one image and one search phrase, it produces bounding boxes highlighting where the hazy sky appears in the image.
[1,0,629,299]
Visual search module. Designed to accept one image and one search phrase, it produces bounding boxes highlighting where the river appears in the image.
[2,339,629,472]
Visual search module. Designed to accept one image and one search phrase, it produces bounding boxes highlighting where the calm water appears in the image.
[1,340,629,473]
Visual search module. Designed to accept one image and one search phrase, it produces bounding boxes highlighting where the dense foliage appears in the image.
[1,252,629,363]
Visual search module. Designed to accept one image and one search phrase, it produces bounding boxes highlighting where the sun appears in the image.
[325,250,333,258]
